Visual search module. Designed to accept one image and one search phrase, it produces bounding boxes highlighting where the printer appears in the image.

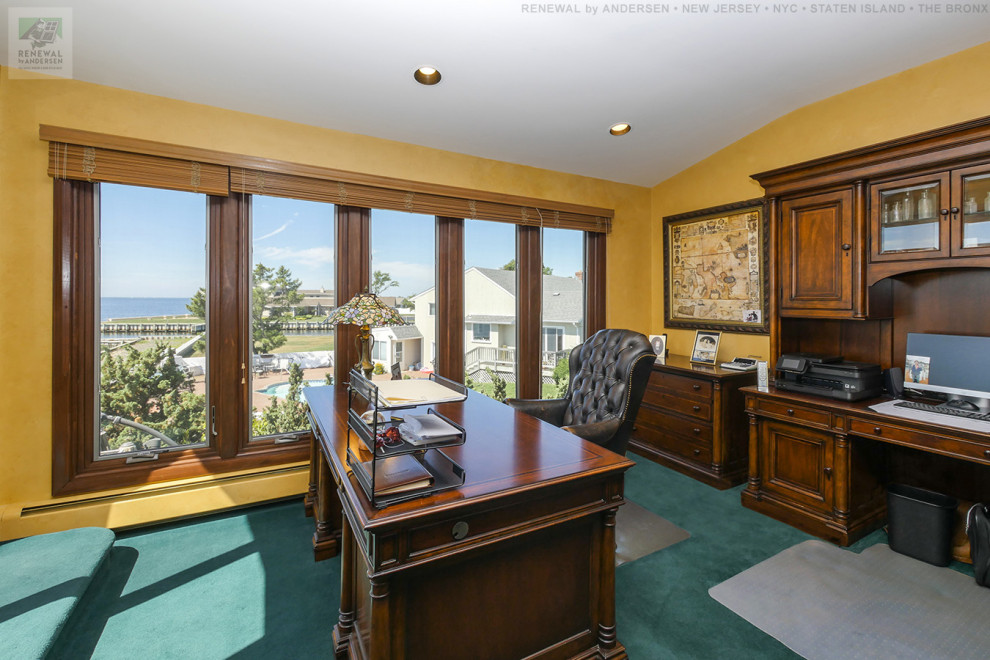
[775,353,883,401]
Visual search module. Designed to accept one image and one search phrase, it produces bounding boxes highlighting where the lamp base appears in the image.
[355,325,374,379]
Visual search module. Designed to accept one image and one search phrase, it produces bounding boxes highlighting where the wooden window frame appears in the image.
[52,181,309,496]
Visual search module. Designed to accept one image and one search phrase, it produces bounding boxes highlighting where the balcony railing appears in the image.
[465,347,571,383]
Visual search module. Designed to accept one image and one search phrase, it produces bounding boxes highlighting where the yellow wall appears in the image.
[651,41,990,363]
[0,68,651,539]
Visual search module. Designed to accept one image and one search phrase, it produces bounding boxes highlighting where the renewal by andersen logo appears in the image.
[19,16,62,48]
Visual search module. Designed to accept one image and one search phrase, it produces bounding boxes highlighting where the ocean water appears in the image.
[101,297,195,322]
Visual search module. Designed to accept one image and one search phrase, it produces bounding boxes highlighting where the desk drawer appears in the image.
[752,398,831,429]
[849,418,990,464]
[649,371,712,402]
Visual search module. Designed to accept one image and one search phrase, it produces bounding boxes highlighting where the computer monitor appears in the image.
[904,332,990,409]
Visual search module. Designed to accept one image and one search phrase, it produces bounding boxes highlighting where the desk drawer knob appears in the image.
[824,467,832,478]
[692,405,701,412]
[874,427,882,434]
[692,428,701,435]
[692,384,701,391]
[985,450,990,459]
[786,409,794,415]
[452,521,469,541]
[693,449,701,456]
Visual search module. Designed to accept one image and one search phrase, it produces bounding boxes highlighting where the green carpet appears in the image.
[48,456,898,659]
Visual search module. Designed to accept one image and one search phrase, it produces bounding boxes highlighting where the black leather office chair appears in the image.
[505,328,655,455]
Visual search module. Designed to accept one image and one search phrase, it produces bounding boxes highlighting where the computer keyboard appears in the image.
[894,400,990,422]
[868,399,990,434]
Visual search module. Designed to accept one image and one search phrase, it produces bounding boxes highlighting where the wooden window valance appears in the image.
[47,142,229,196]
[41,125,612,232]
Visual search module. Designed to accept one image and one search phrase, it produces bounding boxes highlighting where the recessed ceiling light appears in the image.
[414,66,442,85]
[609,123,631,136]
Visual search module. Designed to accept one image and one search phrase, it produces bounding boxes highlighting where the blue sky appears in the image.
[100,185,585,298]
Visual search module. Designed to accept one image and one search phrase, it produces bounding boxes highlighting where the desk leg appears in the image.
[333,510,355,659]
[369,577,392,660]
[313,451,341,560]
[597,506,627,659]
[304,434,317,517]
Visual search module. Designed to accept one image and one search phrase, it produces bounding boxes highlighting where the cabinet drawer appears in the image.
[642,392,712,422]
[849,418,990,465]
[637,407,713,445]
[658,430,713,466]
[648,371,712,401]
[752,398,831,429]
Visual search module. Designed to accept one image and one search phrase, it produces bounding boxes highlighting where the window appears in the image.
[541,228,586,398]
[371,338,387,362]
[464,220,517,399]
[542,326,564,352]
[48,130,608,495]
[372,210,434,380]
[250,196,334,441]
[98,184,208,459]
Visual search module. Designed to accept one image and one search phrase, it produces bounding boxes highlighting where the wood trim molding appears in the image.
[41,124,613,231]
[334,206,370,381]
[585,232,607,336]
[516,226,542,399]
[435,217,464,381]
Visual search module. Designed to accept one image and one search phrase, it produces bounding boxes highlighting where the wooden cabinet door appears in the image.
[779,189,855,316]
[951,163,990,257]
[759,419,834,515]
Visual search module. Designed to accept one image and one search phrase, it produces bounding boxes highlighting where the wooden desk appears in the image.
[742,386,990,545]
[305,385,634,660]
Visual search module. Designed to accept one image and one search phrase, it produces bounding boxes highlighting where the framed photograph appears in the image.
[663,198,768,334]
[690,330,721,365]
[649,334,667,360]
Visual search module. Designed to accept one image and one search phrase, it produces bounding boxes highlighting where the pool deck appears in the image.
[191,366,429,411]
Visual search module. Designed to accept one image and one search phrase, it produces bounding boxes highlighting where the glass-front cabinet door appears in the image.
[870,173,950,262]
[952,165,990,257]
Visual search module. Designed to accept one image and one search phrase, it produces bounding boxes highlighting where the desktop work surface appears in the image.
[741,386,990,546]
[304,385,634,660]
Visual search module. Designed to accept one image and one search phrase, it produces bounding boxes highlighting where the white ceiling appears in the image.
[4,1,989,187]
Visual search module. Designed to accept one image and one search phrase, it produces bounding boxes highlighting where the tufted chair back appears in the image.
[560,329,655,454]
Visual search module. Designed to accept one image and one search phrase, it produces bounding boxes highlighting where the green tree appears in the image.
[500,259,553,275]
[253,363,310,436]
[99,341,206,451]
[371,270,399,295]
[186,263,303,354]
[546,357,571,399]
[486,368,508,402]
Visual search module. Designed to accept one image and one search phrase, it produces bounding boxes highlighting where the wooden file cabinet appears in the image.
[629,355,756,489]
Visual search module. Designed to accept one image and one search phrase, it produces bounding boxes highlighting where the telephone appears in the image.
[720,357,758,371]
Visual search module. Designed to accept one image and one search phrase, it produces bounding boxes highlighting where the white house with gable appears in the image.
[406,267,584,382]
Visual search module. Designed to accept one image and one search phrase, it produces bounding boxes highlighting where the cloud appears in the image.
[255,222,291,242]
[255,245,334,269]
[374,260,435,297]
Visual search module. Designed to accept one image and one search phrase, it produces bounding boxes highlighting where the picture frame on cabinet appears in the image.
[649,334,667,361]
[690,330,721,365]
[663,198,769,334]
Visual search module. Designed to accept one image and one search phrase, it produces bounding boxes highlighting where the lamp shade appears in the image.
[328,292,405,328]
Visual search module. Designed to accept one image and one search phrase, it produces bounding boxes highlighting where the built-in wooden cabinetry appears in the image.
[744,117,990,544]
[629,355,754,489]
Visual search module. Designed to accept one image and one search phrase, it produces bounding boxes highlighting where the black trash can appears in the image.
[887,484,958,566]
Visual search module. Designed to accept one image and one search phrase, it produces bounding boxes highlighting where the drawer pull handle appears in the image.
[692,405,701,412]
[824,467,832,478]
[692,384,701,391]
[693,449,701,456]
[985,450,990,459]
[452,521,470,541]
[786,409,794,415]
[874,427,882,434]
[692,428,701,434]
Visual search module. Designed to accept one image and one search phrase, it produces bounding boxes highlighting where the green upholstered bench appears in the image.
[0,527,115,659]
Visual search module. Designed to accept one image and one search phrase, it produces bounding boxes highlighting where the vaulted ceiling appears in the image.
[4,1,988,186]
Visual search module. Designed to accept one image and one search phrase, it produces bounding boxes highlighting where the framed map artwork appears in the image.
[663,198,768,334]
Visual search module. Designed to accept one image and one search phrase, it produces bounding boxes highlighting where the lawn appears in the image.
[469,382,560,400]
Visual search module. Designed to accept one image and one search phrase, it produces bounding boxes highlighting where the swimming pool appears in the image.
[257,380,325,399]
